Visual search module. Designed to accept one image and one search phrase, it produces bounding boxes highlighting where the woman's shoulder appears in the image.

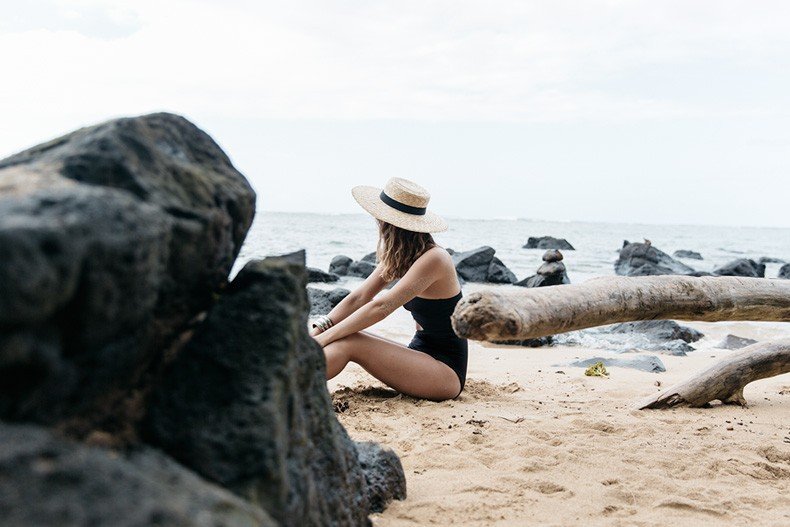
[422,244,449,257]
[420,245,453,265]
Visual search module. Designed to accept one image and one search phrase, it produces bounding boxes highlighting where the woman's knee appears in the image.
[325,332,363,360]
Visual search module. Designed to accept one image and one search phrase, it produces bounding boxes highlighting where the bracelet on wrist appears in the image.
[312,315,334,332]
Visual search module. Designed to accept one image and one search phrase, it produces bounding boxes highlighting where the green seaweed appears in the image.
[585,361,609,377]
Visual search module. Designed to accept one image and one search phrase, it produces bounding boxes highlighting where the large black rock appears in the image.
[523,236,575,250]
[0,113,255,428]
[143,255,405,525]
[451,246,516,283]
[328,255,353,276]
[487,256,517,284]
[357,441,408,513]
[615,241,695,276]
[713,258,766,278]
[715,334,758,350]
[452,246,496,282]
[307,267,340,283]
[0,423,274,527]
[347,260,377,278]
[606,320,703,344]
[779,264,790,279]
[555,320,702,356]
[308,286,351,315]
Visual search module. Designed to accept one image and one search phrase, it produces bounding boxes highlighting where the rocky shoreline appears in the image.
[0,113,405,526]
[309,237,785,364]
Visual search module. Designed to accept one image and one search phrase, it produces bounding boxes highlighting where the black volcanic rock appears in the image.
[450,246,517,284]
[143,255,405,525]
[715,334,758,350]
[0,113,255,428]
[1,114,405,526]
[328,254,353,276]
[673,249,703,260]
[713,258,765,278]
[493,336,553,347]
[357,441,408,513]
[452,246,496,282]
[515,250,570,288]
[307,267,340,283]
[308,286,351,315]
[0,423,273,527]
[361,251,378,263]
[615,241,695,276]
[779,264,790,279]
[523,236,575,250]
[606,320,703,344]
[543,249,563,262]
[487,256,517,284]
[348,259,377,278]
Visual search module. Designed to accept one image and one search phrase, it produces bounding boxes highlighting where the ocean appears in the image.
[235,211,790,283]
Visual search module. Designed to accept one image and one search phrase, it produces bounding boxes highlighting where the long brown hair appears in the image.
[375,219,437,282]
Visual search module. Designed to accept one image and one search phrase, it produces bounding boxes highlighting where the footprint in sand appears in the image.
[529,480,573,496]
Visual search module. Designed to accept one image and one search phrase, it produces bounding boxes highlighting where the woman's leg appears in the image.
[323,330,461,401]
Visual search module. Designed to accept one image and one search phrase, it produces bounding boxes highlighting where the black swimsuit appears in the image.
[403,290,468,396]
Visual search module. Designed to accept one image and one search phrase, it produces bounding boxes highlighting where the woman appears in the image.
[310,177,468,401]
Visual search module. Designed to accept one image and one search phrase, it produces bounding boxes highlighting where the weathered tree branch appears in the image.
[637,339,790,409]
[451,276,790,341]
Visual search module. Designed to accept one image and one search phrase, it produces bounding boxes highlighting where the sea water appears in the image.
[236,211,790,283]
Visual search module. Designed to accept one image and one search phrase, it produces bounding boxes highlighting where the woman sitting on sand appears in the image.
[310,177,468,401]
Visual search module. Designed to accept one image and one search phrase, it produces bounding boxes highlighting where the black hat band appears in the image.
[380,191,427,215]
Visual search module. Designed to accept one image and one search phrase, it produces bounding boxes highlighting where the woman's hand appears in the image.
[309,325,322,338]
[313,331,328,348]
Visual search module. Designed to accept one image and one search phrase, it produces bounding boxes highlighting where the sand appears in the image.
[327,286,790,526]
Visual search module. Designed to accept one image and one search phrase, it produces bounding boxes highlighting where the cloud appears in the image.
[2,1,789,154]
[2,1,789,227]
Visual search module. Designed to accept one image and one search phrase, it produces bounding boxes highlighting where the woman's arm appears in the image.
[309,264,391,336]
[314,250,443,347]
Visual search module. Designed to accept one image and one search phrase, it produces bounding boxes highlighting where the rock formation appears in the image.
[715,334,758,350]
[0,112,256,429]
[143,253,405,526]
[615,241,696,276]
[307,267,340,283]
[308,286,352,315]
[329,254,354,275]
[713,258,765,278]
[0,113,405,526]
[515,249,570,288]
[329,254,377,278]
[523,236,575,250]
[451,246,517,284]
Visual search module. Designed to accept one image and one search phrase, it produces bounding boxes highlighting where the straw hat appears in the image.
[352,177,448,233]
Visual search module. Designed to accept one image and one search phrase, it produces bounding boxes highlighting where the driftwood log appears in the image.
[451,276,790,341]
[637,339,790,408]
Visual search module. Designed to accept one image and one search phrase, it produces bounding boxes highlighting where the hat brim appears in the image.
[351,185,448,233]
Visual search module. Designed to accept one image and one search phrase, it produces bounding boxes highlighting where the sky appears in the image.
[2,0,789,227]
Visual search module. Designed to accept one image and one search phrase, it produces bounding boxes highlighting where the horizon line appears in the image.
[255,208,790,231]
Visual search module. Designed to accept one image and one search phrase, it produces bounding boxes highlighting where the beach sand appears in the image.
[327,286,790,526]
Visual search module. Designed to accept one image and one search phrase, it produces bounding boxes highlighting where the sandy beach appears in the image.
[328,284,790,526]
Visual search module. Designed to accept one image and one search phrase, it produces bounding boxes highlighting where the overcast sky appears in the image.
[2,1,789,227]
